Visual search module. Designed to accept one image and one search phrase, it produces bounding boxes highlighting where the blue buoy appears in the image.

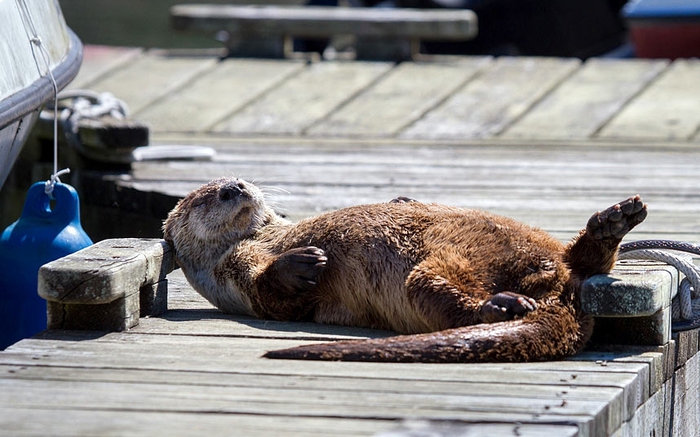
[0,181,92,349]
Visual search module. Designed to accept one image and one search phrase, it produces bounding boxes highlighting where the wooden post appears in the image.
[581,260,678,345]
[38,238,175,331]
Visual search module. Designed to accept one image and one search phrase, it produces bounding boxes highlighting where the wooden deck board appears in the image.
[0,328,642,437]
[213,61,393,135]
[0,375,618,422]
[0,408,397,437]
[401,57,580,140]
[599,59,700,141]
[118,140,700,235]
[66,45,143,90]
[501,58,668,140]
[308,58,491,137]
[82,51,218,114]
[135,58,306,133]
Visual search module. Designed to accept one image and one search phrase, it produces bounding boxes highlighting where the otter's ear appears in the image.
[162,209,183,242]
[162,222,173,242]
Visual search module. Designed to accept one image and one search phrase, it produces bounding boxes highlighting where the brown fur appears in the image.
[163,177,647,363]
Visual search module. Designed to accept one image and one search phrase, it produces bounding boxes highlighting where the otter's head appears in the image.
[164,178,271,250]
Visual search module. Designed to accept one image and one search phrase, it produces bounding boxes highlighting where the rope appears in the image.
[53,90,130,155]
[15,0,69,197]
[619,240,700,330]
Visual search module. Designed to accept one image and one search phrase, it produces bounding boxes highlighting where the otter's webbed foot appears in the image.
[274,246,327,292]
[389,196,418,204]
[480,292,538,323]
[588,195,647,242]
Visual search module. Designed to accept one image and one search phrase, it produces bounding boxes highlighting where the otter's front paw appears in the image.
[275,246,327,292]
[480,292,537,323]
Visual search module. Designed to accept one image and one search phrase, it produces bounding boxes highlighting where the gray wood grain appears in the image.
[309,58,491,137]
[501,58,668,140]
[214,61,392,135]
[84,50,218,114]
[402,57,580,139]
[136,59,306,133]
[67,45,143,90]
[599,59,700,141]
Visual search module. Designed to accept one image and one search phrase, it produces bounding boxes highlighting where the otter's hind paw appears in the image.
[588,195,647,241]
[480,292,537,323]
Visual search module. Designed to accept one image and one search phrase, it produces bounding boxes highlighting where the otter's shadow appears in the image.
[160,308,395,340]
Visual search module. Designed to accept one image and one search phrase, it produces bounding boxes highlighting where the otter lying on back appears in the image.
[163,177,647,363]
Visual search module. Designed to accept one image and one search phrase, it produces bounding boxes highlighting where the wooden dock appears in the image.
[2,45,700,436]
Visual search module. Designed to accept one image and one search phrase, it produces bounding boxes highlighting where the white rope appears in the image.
[618,242,700,327]
[15,0,69,197]
[54,90,130,154]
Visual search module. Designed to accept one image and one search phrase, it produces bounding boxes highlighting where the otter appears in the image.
[163,177,647,363]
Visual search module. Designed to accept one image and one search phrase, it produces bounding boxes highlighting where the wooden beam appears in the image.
[38,238,175,331]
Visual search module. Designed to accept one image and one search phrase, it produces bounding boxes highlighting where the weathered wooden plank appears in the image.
[214,61,392,135]
[37,239,174,331]
[675,329,700,371]
[0,360,629,435]
[136,310,395,340]
[0,333,647,423]
[0,407,393,437]
[0,362,622,409]
[66,45,144,90]
[671,352,700,437]
[580,347,669,397]
[308,58,491,137]
[401,57,580,140]
[114,140,700,235]
[1,335,645,387]
[129,140,700,188]
[610,383,667,437]
[599,59,700,141]
[376,422,578,437]
[166,271,217,310]
[0,375,610,436]
[84,51,218,114]
[39,239,173,305]
[128,155,700,198]
[135,59,305,133]
[501,58,668,140]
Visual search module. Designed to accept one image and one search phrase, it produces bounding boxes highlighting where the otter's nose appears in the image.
[218,183,243,202]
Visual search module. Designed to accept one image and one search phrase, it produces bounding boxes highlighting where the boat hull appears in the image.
[0,1,83,189]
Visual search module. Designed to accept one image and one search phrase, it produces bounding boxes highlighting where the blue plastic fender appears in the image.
[0,182,92,349]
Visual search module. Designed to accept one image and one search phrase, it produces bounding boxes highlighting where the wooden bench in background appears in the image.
[170,4,478,60]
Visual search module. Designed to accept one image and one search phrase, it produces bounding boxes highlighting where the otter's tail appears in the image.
[263,306,590,363]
